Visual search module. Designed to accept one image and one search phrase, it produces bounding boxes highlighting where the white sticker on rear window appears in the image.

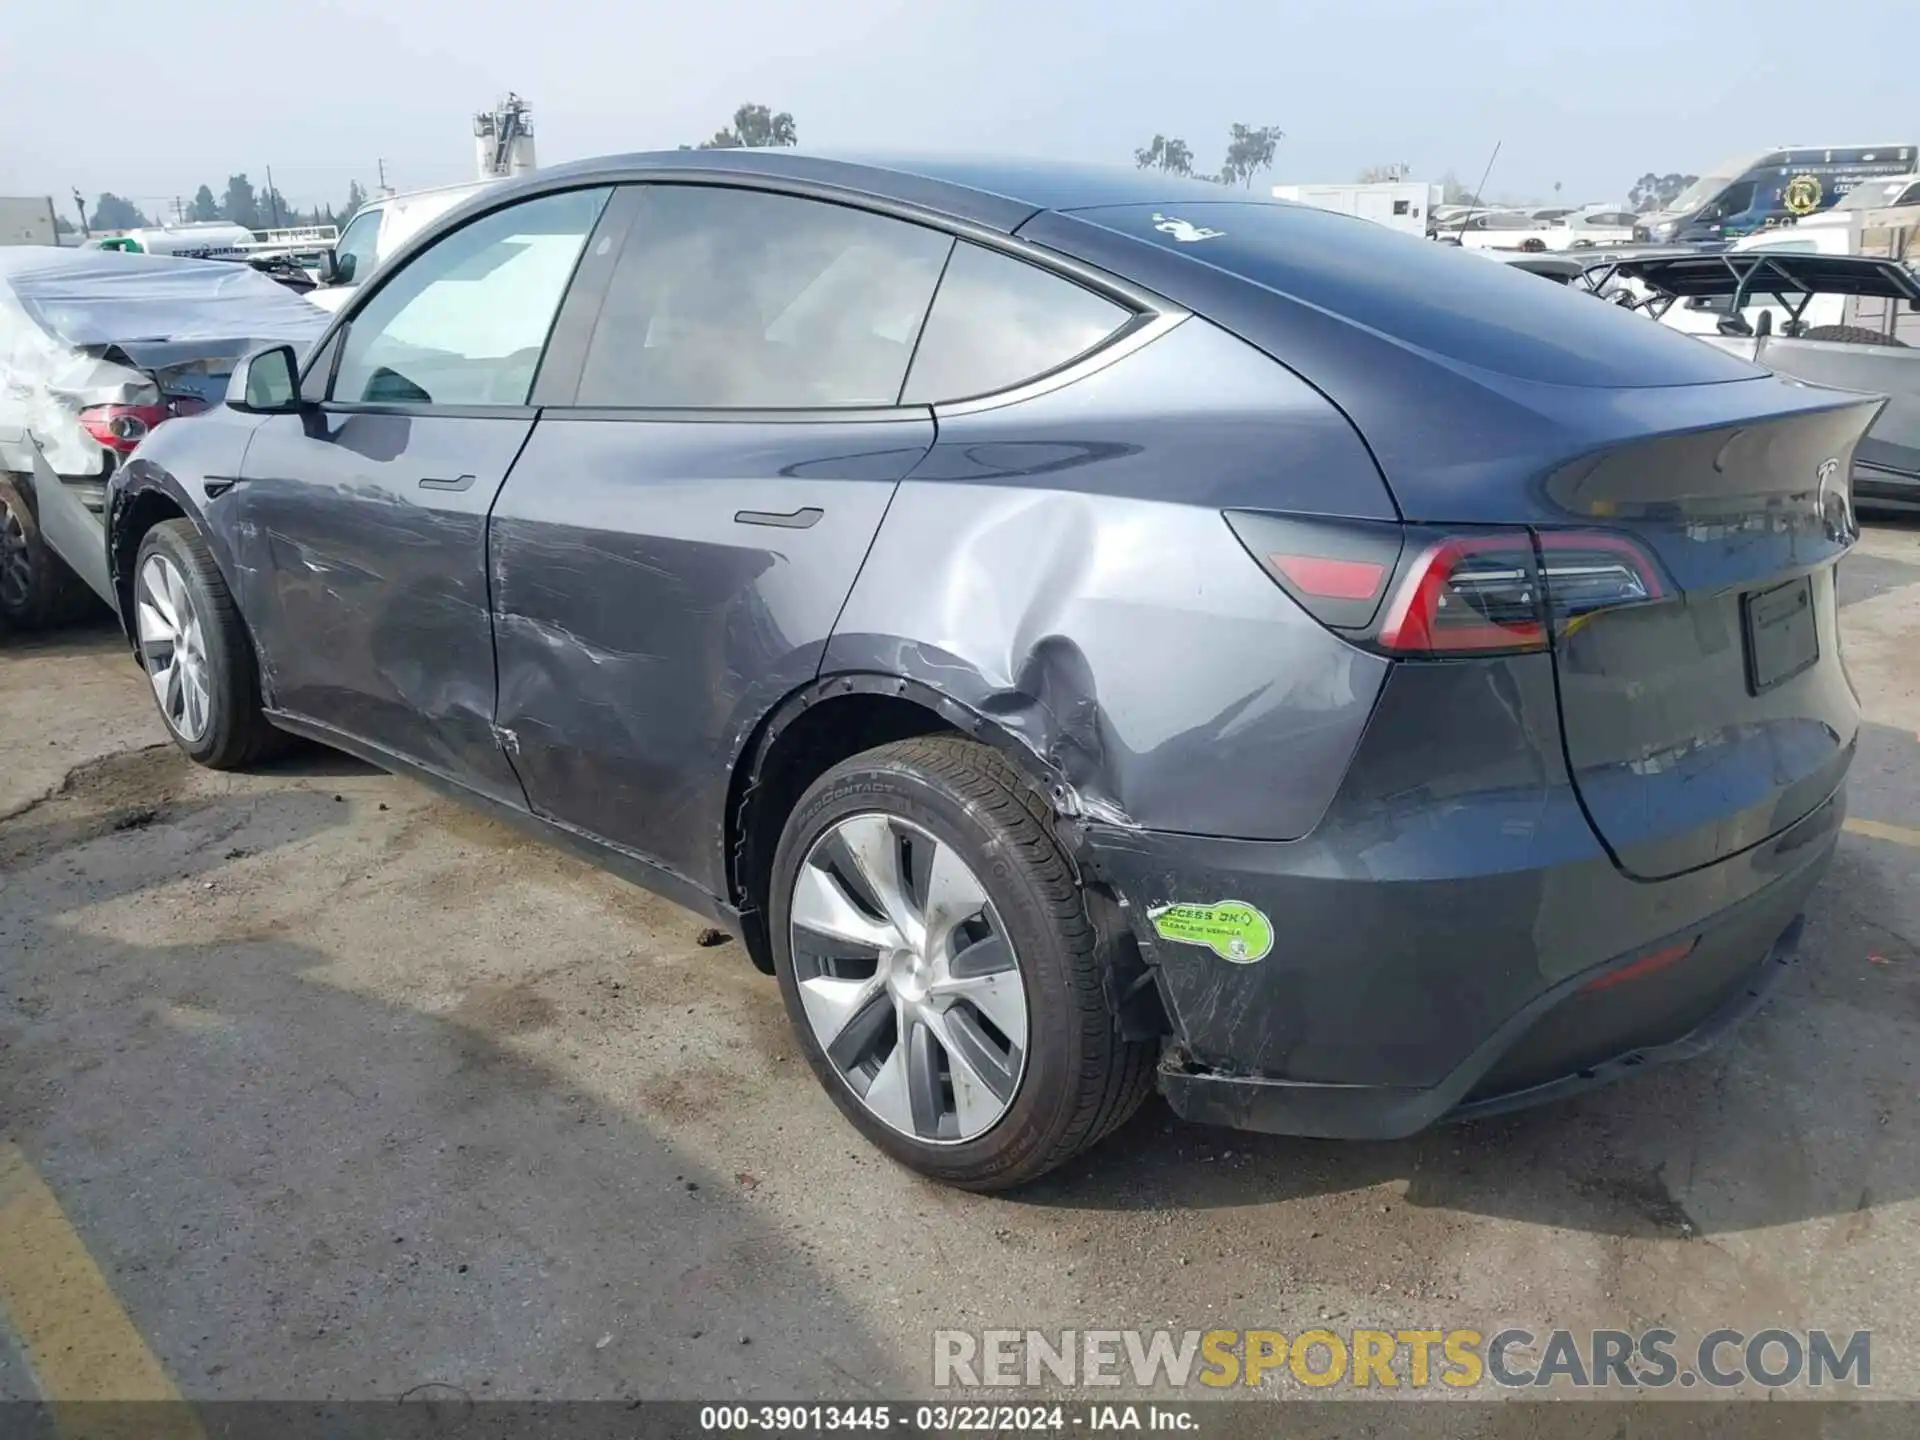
[1151,213,1224,244]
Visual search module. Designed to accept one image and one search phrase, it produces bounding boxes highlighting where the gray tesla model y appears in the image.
[101,151,1878,1188]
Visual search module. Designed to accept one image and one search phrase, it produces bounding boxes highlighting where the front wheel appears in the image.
[769,736,1155,1191]
[133,520,286,769]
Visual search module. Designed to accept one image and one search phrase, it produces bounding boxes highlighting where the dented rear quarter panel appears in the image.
[825,317,1397,840]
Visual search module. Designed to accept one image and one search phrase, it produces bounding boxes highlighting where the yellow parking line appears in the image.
[0,1145,201,1436]
[1846,817,1920,849]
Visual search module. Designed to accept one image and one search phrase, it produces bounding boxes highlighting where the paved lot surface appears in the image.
[3,522,1920,1418]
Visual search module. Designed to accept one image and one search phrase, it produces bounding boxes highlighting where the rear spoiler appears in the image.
[1580,250,1920,310]
[1571,251,1920,336]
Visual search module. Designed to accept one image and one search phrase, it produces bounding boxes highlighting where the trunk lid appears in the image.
[1541,401,1879,878]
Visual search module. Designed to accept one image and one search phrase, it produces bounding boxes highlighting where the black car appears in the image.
[93,151,1876,1188]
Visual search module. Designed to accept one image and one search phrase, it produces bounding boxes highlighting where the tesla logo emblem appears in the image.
[1151,213,1224,243]
[1817,457,1857,541]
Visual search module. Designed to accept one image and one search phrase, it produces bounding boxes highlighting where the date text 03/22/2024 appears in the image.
[697,1403,1195,1432]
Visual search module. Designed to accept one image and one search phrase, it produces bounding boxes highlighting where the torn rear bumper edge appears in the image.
[1156,913,1805,1140]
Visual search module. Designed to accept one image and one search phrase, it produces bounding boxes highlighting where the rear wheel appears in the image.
[0,476,98,631]
[769,735,1155,1190]
[133,520,286,769]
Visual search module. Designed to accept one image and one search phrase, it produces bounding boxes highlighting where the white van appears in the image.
[307,180,498,313]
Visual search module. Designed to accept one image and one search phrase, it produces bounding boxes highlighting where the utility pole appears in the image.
[377,157,388,194]
[173,195,184,224]
[71,189,90,238]
[265,165,282,227]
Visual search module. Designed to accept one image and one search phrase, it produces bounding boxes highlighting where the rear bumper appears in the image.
[1085,782,1841,1141]
[1156,909,1806,1140]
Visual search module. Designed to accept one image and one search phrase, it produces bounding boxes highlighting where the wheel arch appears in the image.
[724,674,1081,974]
[110,484,191,643]
[109,466,265,673]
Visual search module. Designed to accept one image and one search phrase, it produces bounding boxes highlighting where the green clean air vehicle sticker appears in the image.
[1148,900,1274,964]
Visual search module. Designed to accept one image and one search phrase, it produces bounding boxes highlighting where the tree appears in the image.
[1357,163,1409,183]
[189,185,220,222]
[88,193,148,230]
[1439,170,1478,205]
[341,180,369,222]
[697,103,797,150]
[1218,123,1284,189]
[1134,135,1195,176]
[221,174,261,229]
[1628,172,1698,213]
[53,215,74,236]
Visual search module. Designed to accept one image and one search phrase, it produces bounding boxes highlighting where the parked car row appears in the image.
[1434,204,1641,251]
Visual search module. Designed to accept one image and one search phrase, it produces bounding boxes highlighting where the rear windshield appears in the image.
[1066,202,1762,389]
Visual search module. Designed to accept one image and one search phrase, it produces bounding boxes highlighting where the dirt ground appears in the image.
[4,522,1920,1418]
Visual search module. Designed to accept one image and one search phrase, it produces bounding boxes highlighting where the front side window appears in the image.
[574,186,952,408]
[900,242,1132,405]
[332,208,382,286]
[332,187,609,408]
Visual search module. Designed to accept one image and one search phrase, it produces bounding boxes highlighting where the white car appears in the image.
[307,180,499,313]
[0,248,324,626]
[1457,205,1638,252]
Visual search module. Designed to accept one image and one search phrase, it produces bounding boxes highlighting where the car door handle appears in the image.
[733,506,823,529]
[419,474,476,492]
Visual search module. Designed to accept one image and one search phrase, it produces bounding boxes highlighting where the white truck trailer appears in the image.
[1270,181,1441,238]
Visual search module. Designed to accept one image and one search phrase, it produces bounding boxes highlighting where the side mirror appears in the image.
[314,249,341,285]
[227,345,303,413]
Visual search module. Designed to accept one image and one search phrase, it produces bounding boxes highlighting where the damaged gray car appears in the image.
[0,247,323,627]
[77,152,1879,1189]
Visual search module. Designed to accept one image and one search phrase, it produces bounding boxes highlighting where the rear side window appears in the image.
[574,186,952,409]
[901,242,1132,404]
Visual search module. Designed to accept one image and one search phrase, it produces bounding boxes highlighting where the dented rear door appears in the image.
[486,179,957,897]
[488,413,932,898]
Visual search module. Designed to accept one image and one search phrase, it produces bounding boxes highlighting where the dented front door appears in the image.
[231,410,530,805]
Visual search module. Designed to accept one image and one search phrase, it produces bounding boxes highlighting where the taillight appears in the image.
[1223,512,1403,630]
[1534,530,1665,632]
[1226,511,1667,658]
[77,396,208,455]
[1377,535,1546,655]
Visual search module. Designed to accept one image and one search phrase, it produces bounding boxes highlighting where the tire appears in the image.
[132,519,287,769]
[769,735,1156,1191]
[1800,324,1908,348]
[0,476,100,631]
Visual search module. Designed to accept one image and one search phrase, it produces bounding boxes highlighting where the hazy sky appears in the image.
[4,0,1915,218]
